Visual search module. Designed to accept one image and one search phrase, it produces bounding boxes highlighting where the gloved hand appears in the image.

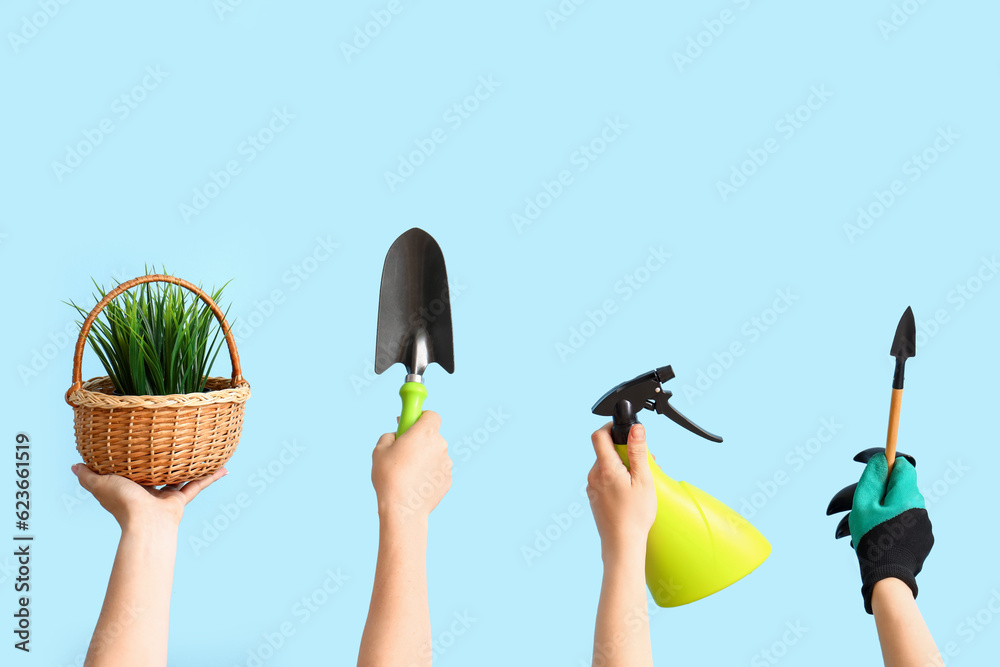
[827,447,934,614]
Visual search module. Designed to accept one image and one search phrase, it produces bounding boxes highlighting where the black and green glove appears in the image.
[827,447,934,614]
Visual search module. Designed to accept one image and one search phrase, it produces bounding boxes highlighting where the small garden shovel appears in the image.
[885,307,916,476]
[375,228,455,436]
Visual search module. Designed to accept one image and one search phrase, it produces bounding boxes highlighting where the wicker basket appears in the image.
[65,274,250,486]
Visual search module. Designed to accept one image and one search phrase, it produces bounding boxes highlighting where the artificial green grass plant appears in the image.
[68,272,232,396]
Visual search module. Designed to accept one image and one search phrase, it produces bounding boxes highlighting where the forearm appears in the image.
[593,542,653,667]
[358,517,431,667]
[871,578,941,667]
[85,518,179,667]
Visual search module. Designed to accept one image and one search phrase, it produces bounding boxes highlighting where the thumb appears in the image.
[884,457,924,509]
[72,463,103,495]
[855,452,889,508]
[179,467,228,504]
[626,424,651,483]
[375,432,396,450]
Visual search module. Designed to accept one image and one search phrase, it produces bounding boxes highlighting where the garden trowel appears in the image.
[885,307,916,476]
[375,228,454,437]
[592,365,771,607]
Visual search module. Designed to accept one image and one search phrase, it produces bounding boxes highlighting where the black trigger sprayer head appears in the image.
[592,365,723,445]
[611,399,638,444]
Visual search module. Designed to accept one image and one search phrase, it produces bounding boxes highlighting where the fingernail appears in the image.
[632,424,645,440]
[71,463,79,475]
[221,468,229,476]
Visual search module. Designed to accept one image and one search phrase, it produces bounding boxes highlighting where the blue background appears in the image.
[3,0,998,665]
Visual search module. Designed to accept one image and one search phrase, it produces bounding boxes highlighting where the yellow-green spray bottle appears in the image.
[592,366,771,607]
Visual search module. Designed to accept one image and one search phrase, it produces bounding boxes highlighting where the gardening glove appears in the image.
[826,447,933,614]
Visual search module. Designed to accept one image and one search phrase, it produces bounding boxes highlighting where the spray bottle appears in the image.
[592,365,771,606]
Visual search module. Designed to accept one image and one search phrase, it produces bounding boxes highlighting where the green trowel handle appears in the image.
[396,381,428,437]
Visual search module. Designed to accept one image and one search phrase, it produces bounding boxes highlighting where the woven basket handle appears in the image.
[68,274,244,395]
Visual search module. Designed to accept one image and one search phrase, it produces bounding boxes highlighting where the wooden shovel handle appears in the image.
[885,388,903,475]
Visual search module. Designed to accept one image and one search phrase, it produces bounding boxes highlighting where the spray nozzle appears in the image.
[592,365,723,445]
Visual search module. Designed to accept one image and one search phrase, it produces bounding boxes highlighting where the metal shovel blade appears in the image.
[890,306,916,360]
[375,228,454,377]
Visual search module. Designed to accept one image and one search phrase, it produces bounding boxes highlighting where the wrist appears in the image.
[601,533,648,568]
[378,508,430,539]
[873,577,913,597]
[119,508,182,538]
[870,577,917,616]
